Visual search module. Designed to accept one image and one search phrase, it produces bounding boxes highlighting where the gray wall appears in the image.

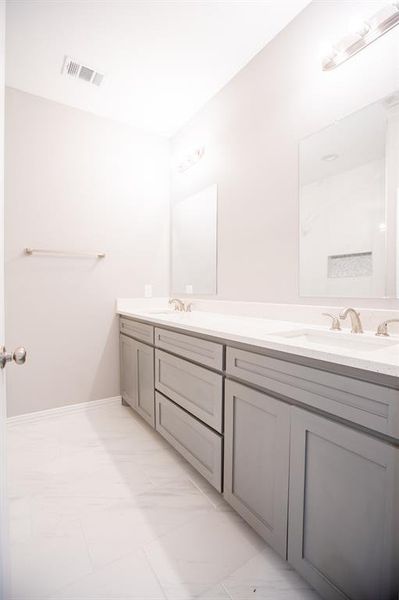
[170,0,399,308]
[5,88,170,417]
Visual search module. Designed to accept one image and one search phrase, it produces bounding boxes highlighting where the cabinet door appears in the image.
[120,334,155,428]
[135,339,155,428]
[224,380,290,558]
[120,334,137,409]
[288,408,398,600]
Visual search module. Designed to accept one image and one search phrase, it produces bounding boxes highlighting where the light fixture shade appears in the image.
[333,32,364,54]
[177,147,205,173]
[322,2,399,71]
[366,4,398,31]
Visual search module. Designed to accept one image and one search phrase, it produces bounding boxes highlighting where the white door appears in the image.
[0,1,7,597]
[0,2,7,598]
[0,6,27,594]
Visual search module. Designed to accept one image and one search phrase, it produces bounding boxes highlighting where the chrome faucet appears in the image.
[339,307,363,334]
[375,319,399,337]
[169,298,185,312]
[168,298,193,313]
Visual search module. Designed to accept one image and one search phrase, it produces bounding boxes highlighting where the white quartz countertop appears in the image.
[116,300,399,378]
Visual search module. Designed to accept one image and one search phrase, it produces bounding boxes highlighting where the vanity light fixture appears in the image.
[177,147,205,173]
[322,2,399,71]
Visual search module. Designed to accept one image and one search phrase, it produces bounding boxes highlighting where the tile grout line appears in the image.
[141,546,168,600]
[221,581,234,600]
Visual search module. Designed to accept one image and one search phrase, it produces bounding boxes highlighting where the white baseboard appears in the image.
[7,396,122,426]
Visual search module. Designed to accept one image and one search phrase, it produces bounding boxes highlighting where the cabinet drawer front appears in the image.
[155,328,223,370]
[288,408,398,600]
[224,380,289,558]
[155,392,222,491]
[155,350,223,432]
[226,347,399,438]
[120,317,154,345]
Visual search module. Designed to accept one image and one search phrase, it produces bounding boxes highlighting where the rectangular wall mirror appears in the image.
[171,184,217,295]
[299,92,399,298]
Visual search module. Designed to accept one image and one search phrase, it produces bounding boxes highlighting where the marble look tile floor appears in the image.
[7,400,321,600]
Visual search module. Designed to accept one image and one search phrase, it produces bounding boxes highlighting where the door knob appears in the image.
[0,346,27,369]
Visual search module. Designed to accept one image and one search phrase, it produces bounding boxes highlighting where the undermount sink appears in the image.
[145,309,176,315]
[270,329,399,353]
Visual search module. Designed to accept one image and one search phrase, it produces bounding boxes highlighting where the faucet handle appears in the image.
[375,319,399,337]
[322,313,341,331]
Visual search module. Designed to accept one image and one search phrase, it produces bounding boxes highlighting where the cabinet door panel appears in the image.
[288,408,398,600]
[224,380,290,558]
[136,340,155,428]
[120,334,137,409]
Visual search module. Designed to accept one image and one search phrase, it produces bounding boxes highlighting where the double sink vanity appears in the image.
[113,79,399,600]
[117,299,399,600]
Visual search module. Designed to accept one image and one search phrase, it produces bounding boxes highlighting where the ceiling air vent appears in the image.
[62,56,104,87]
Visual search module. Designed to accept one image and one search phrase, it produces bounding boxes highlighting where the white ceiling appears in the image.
[5,0,309,136]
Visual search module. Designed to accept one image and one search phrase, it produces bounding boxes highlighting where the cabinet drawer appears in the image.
[155,350,223,432]
[226,347,399,438]
[155,392,222,491]
[120,317,154,345]
[155,327,223,370]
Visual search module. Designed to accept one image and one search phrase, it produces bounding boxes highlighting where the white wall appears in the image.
[170,0,399,307]
[5,88,170,417]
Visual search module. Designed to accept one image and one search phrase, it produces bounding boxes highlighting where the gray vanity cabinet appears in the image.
[224,380,290,558]
[120,317,399,600]
[120,333,155,428]
[288,407,398,600]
